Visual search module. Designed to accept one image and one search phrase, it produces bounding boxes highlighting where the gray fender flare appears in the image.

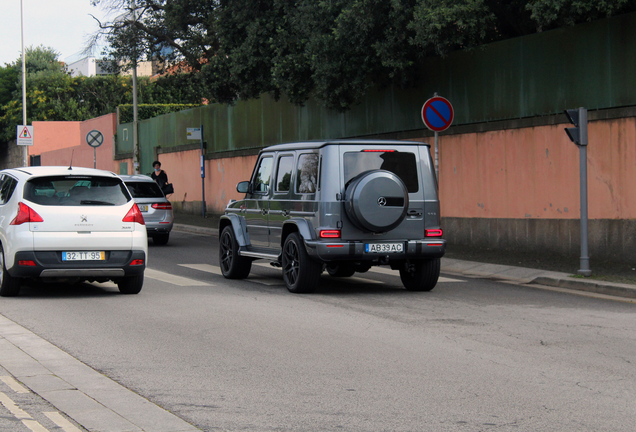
[219,214,249,247]
[281,218,315,246]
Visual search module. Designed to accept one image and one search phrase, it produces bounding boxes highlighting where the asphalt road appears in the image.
[1,230,635,431]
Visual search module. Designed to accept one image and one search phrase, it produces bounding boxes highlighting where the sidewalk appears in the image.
[172,213,636,300]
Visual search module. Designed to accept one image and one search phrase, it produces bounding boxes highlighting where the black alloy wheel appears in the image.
[282,232,321,293]
[219,226,251,279]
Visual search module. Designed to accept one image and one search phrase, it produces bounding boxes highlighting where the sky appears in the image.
[0,0,110,66]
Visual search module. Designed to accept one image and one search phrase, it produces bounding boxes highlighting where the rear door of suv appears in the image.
[339,144,427,240]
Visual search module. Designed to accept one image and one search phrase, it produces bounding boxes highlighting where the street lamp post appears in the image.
[20,0,27,167]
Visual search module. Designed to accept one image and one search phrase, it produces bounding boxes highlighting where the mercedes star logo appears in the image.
[377,197,387,206]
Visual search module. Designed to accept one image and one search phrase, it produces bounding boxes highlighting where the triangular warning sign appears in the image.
[20,127,31,139]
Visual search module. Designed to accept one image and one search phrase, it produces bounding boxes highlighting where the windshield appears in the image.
[24,175,131,206]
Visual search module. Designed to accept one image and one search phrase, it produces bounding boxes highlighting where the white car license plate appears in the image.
[365,243,404,253]
[62,251,105,261]
[138,205,148,212]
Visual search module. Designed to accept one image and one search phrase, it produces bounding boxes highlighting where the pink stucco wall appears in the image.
[33,114,118,172]
[158,116,636,220]
[31,121,80,154]
[438,117,636,220]
[158,150,257,213]
[32,113,636,224]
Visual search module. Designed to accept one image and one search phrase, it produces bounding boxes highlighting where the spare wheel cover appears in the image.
[344,170,409,232]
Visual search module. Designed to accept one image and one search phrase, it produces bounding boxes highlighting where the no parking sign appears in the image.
[421,96,454,132]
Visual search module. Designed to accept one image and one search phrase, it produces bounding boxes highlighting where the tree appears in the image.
[93,0,636,111]
[0,45,205,145]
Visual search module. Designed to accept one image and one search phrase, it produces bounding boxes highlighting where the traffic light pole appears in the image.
[578,139,591,276]
[564,107,591,276]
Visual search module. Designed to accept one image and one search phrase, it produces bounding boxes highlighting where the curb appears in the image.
[173,224,636,300]
[442,258,636,299]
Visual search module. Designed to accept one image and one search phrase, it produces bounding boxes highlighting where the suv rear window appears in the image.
[343,151,419,193]
[25,176,131,206]
[125,181,164,198]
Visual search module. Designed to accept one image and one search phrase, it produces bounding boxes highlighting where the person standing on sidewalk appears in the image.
[151,161,168,189]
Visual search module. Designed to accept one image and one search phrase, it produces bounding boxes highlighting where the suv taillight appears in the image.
[10,202,44,225]
[123,203,145,225]
[320,230,341,238]
[425,229,443,237]
[152,202,172,210]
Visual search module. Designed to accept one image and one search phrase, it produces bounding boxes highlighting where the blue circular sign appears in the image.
[422,96,454,132]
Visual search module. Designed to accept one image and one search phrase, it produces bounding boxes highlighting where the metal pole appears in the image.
[131,0,140,174]
[93,147,96,169]
[434,131,439,181]
[578,107,591,276]
[20,0,27,167]
[201,124,206,218]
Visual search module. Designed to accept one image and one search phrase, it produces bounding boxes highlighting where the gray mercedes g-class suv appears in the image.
[219,140,445,293]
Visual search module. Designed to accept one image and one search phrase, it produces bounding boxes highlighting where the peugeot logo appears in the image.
[377,197,387,206]
[80,215,88,222]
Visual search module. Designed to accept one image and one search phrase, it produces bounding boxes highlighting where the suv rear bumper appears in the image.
[305,239,446,261]
[8,250,147,279]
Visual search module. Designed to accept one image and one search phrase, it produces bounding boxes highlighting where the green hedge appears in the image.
[118,104,199,123]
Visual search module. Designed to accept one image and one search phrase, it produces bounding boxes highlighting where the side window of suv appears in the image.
[296,153,318,194]
[0,175,18,205]
[253,156,273,193]
[275,156,294,193]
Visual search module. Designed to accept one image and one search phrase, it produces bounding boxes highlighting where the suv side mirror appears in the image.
[237,181,250,194]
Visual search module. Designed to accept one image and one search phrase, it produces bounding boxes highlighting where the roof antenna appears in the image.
[68,149,74,170]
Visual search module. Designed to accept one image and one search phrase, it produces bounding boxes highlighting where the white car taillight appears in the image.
[122,203,145,225]
[10,202,44,225]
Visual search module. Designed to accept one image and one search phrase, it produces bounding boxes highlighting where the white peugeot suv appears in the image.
[0,166,148,297]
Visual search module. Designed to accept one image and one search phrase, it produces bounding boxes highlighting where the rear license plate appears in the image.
[365,243,404,253]
[138,205,148,212]
[62,251,105,261]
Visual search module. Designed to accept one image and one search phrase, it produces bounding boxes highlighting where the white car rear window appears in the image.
[24,176,131,206]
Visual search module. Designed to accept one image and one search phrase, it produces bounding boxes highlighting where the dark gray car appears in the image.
[120,175,173,245]
[219,140,445,293]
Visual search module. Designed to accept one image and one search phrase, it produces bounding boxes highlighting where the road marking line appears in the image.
[248,278,284,286]
[145,268,213,286]
[0,391,32,419]
[368,266,465,282]
[182,262,462,286]
[44,412,83,432]
[179,263,223,275]
[180,264,283,285]
[251,262,463,283]
[22,419,50,432]
[252,263,383,284]
[0,376,29,394]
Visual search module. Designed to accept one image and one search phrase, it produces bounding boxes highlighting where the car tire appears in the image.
[219,226,251,279]
[282,232,321,293]
[153,233,170,245]
[117,273,144,294]
[0,245,20,297]
[344,170,409,233]
[399,258,440,292]
[326,263,356,277]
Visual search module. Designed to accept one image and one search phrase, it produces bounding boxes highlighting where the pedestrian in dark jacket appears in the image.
[151,161,168,189]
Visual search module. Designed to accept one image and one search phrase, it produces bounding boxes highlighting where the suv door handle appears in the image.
[407,210,422,217]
